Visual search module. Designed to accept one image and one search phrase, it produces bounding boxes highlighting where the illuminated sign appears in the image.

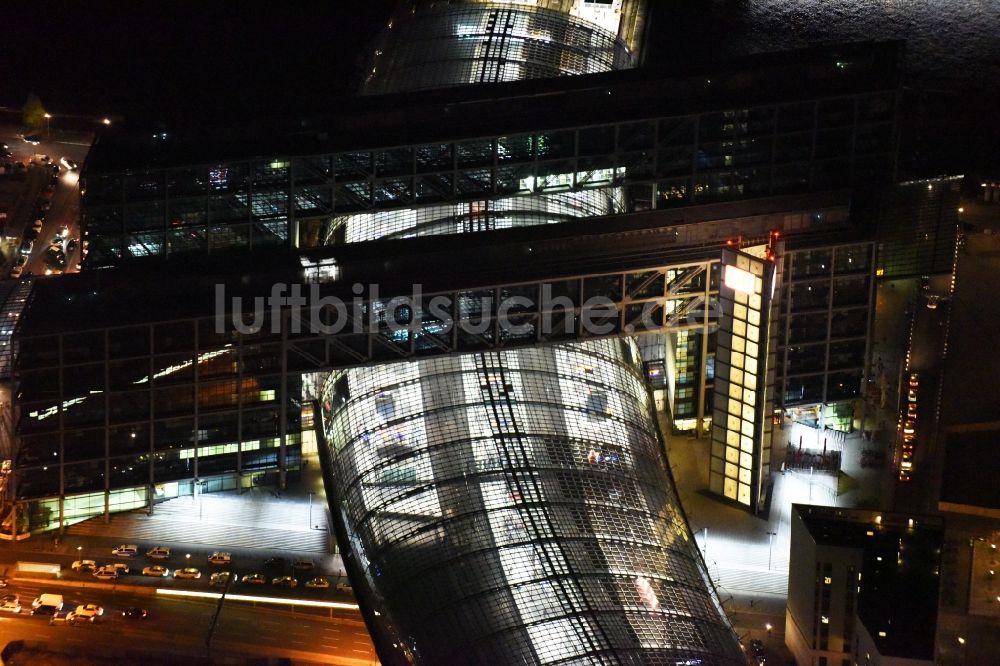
[723,265,756,295]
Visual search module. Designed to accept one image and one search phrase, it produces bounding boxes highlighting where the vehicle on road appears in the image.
[71,559,96,572]
[112,544,138,557]
[209,571,233,587]
[31,219,44,234]
[122,607,148,619]
[67,237,79,253]
[292,559,314,572]
[17,239,32,256]
[142,565,169,577]
[107,562,130,575]
[174,567,201,579]
[242,573,266,585]
[0,595,21,613]
[927,294,940,309]
[21,135,41,146]
[10,255,28,278]
[74,604,104,621]
[60,157,78,170]
[335,580,353,594]
[49,610,74,624]
[207,552,232,565]
[271,576,297,588]
[748,638,766,664]
[147,546,171,559]
[93,567,118,580]
[304,576,329,589]
[263,557,287,570]
[31,593,63,615]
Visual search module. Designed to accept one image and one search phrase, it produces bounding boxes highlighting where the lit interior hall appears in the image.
[321,338,744,665]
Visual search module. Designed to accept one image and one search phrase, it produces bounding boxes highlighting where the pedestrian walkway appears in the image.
[66,493,330,553]
[66,455,334,554]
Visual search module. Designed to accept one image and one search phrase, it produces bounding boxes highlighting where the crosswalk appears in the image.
[67,493,330,553]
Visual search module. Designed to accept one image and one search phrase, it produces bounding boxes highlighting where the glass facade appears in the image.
[10,315,302,529]
[363,3,635,95]
[81,82,898,264]
[322,339,745,665]
[776,242,874,407]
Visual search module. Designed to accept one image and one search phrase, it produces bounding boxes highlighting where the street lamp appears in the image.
[765,623,773,644]
[767,530,778,570]
[101,117,111,126]
[43,113,51,139]
[308,491,315,529]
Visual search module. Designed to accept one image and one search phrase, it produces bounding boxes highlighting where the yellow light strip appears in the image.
[156,588,359,610]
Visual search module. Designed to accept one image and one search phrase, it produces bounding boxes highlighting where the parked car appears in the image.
[111,544,138,557]
[209,572,233,588]
[71,559,96,572]
[271,576,297,588]
[242,573,266,585]
[304,577,329,589]
[335,580,353,594]
[207,552,232,565]
[121,607,148,619]
[174,567,201,580]
[292,559,314,572]
[263,557,287,570]
[107,562,130,575]
[146,546,171,559]
[142,565,170,577]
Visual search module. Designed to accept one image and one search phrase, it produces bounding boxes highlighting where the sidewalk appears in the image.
[65,456,336,557]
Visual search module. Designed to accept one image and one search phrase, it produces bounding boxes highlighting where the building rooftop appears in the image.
[83,41,903,174]
[939,426,1000,512]
[794,504,942,661]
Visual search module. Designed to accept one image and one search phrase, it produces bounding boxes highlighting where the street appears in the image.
[1,123,91,280]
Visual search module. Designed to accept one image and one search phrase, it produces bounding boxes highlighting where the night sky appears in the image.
[2,1,996,173]
[1,1,395,124]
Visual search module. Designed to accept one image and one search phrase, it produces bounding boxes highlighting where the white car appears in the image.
[0,595,21,613]
[209,572,233,587]
[335,581,353,594]
[146,546,171,559]
[60,157,78,170]
[207,552,232,565]
[112,544,138,557]
[174,567,201,580]
[92,567,117,580]
[71,559,96,572]
[73,603,104,621]
[142,565,170,577]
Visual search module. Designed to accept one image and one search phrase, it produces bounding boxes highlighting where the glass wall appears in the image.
[323,339,744,665]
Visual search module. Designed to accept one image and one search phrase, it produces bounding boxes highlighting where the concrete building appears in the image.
[786,504,941,666]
